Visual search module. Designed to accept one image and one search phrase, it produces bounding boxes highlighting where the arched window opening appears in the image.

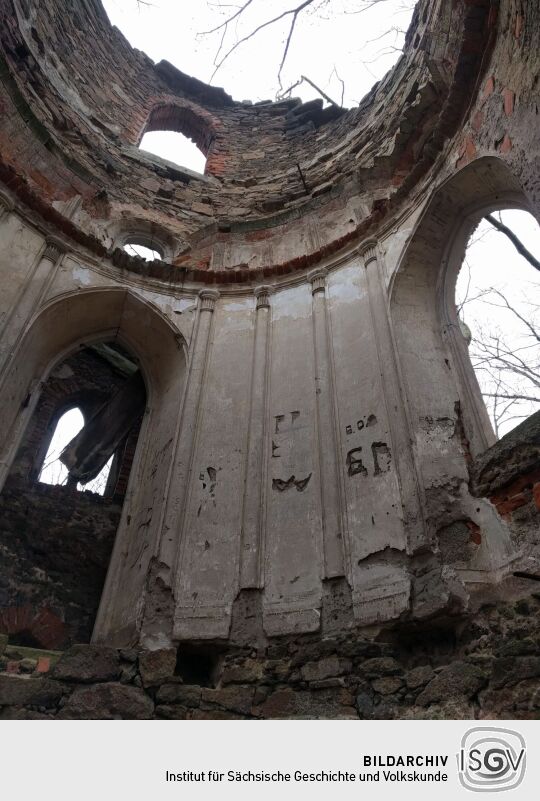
[38,407,113,495]
[139,104,211,175]
[455,209,540,439]
[139,129,207,174]
[123,240,163,261]
[0,339,146,648]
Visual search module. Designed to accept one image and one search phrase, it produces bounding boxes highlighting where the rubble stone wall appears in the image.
[1,592,539,719]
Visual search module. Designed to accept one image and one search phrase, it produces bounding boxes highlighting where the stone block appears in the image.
[0,675,64,707]
[119,649,138,663]
[222,659,264,684]
[480,678,540,719]
[309,677,346,690]
[59,683,154,719]
[405,665,435,690]
[417,661,485,707]
[155,705,189,720]
[258,687,352,719]
[52,644,121,683]
[301,655,351,682]
[355,690,375,719]
[139,648,177,687]
[412,566,468,619]
[358,657,402,678]
[491,657,540,690]
[156,683,202,707]
[496,637,538,658]
[371,676,403,695]
[201,686,254,716]
[191,202,213,216]
[190,708,245,720]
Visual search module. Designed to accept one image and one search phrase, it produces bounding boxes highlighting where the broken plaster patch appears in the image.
[72,266,93,286]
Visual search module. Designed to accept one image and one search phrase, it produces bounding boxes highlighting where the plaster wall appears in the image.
[0,193,525,647]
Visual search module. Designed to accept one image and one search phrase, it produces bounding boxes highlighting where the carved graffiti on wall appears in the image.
[344,413,391,478]
[272,410,312,493]
[272,473,312,492]
[274,410,301,434]
[346,447,367,477]
[345,413,377,436]
[197,465,219,517]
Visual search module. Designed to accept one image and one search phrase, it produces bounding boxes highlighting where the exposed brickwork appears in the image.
[470,411,540,562]
[489,469,540,519]
[0,0,498,279]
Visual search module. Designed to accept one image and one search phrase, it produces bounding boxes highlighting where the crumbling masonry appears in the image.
[0,0,539,719]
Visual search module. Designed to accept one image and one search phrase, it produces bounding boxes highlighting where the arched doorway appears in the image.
[0,288,186,648]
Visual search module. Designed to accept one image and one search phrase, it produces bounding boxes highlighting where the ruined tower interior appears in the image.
[0,0,539,719]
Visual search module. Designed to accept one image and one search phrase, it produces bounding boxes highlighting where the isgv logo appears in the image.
[458,727,526,792]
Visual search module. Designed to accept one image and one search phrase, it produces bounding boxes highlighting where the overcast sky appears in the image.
[102,0,415,105]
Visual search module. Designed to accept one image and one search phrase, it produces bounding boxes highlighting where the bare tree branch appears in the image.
[276,73,340,105]
[207,0,316,82]
[300,74,340,106]
[478,287,540,343]
[198,0,414,92]
[482,392,540,403]
[200,0,257,35]
[485,213,540,272]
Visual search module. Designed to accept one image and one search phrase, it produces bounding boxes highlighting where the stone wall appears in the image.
[0,481,122,648]
[1,593,539,719]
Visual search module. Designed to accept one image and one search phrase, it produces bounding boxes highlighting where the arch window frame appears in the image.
[37,404,117,496]
[114,222,177,263]
[389,156,540,461]
[140,102,215,163]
